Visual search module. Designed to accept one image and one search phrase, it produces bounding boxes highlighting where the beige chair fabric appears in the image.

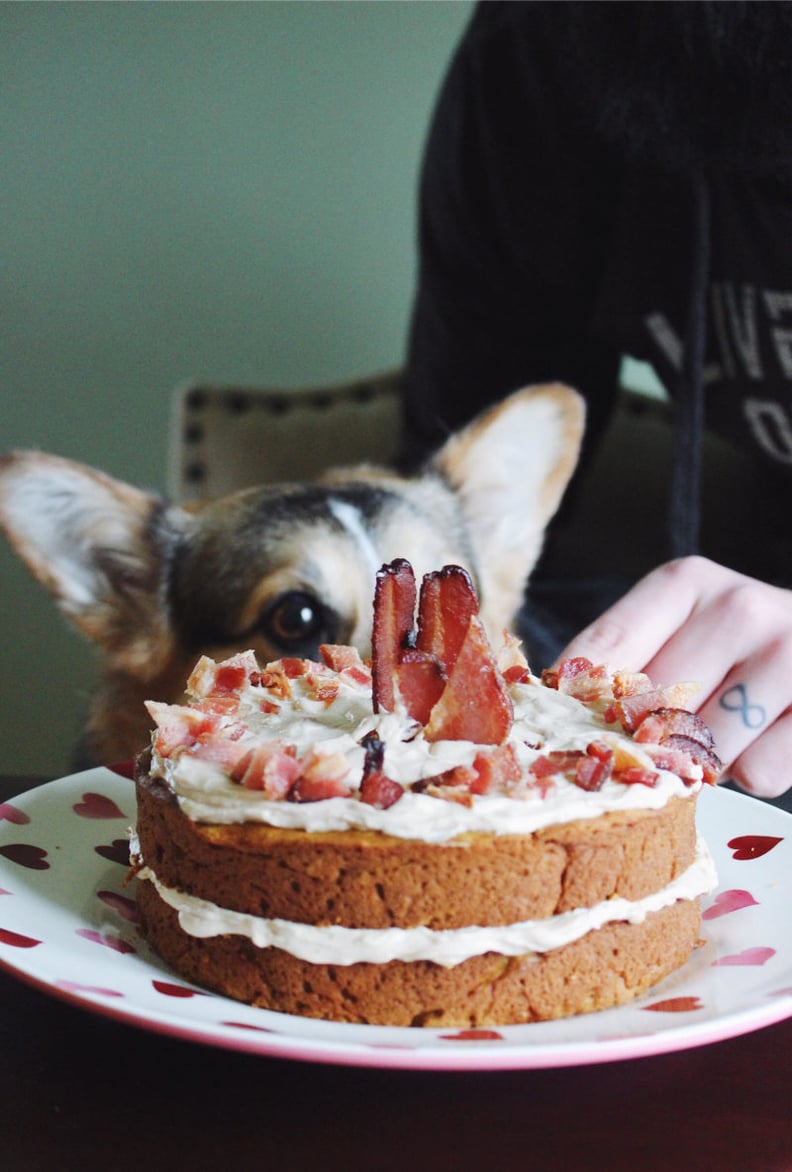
[168,369,402,503]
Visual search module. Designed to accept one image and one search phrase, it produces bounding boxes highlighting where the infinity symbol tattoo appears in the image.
[719,683,767,730]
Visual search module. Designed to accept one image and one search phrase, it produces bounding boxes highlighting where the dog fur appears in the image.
[0,383,584,766]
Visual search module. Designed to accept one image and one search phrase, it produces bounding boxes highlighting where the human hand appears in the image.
[555,556,792,798]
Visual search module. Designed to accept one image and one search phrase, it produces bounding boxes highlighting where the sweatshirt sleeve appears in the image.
[400,3,622,467]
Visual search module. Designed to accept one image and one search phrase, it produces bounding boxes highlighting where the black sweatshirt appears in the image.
[402,1,792,643]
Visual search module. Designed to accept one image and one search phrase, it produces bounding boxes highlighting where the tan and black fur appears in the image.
[0,383,584,765]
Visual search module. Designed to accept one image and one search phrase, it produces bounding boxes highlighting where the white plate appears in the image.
[0,768,790,1071]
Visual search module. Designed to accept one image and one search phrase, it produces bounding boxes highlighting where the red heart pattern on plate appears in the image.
[97,889,139,923]
[0,803,30,826]
[73,792,127,820]
[75,927,136,954]
[713,946,776,967]
[439,1029,505,1042]
[727,835,783,860]
[222,1021,277,1034]
[152,980,206,998]
[56,979,124,998]
[644,997,704,1013]
[0,926,42,948]
[94,839,131,866]
[0,843,49,870]
[702,889,759,919]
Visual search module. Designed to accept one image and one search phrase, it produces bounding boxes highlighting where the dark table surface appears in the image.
[2,773,791,1172]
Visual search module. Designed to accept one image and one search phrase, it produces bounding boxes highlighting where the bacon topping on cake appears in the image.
[542,657,722,788]
[143,570,721,811]
[373,560,513,745]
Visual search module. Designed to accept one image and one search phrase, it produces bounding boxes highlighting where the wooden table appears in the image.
[2,774,790,1172]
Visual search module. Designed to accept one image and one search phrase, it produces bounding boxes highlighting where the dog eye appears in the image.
[260,591,338,654]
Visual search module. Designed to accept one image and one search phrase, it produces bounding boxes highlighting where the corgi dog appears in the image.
[0,383,584,766]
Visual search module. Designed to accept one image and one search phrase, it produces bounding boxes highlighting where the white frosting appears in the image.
[154,670,700,843]
[134,838,717,968]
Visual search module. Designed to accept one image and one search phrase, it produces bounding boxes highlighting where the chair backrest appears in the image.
[168,369,402,503]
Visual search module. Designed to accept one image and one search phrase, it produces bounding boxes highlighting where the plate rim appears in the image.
[1,767,791,1071]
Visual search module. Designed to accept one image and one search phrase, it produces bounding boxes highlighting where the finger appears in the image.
[696,653,792,777]
[556,558,717,672]
[693,616,792,774]
[725,707,792,799]
[643,572,792,691]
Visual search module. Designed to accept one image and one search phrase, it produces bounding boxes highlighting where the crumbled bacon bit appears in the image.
[541,657,590,690]
[290,774,352,802]
[255,667,293,700]
[320,645,364,673]
[280,658,308,679]
[528,773,556,799]
[190,732,250,772]
[360,770,404,809]
[339,663,373,689]
[574,754,610,792]
[186,655,219,697]
[608,684,701,732]
[145,701,220,757]
[288,748,352,802]
[196,694,240,717]
[311,677,340,705]
[231,742,301,798]
[658,734,722,785]
[618,767,660,788]
[612,670,653,698]
[528,747,614,793]
[357,733,405,808]
[186,651,259,699]
[496,630,531,677]
[541,658,615,701]
[469,743,522,795]
[634,707,715,750]
[586,739,614,764]
[214,663,248,693]
[529,753,565,781]
[413,771,476,807]
[576,740,615,791]
[412,763,478,793]
[562,664,613,702]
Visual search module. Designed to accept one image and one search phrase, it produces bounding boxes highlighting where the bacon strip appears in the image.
[424,615,513,744]
[416,566,478,674]
[371,559,417,713]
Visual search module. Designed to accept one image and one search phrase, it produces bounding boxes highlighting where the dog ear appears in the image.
[0,451,186,676]
[430,383,585,634]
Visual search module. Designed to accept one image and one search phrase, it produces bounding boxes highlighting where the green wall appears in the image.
[1,0,474,776]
